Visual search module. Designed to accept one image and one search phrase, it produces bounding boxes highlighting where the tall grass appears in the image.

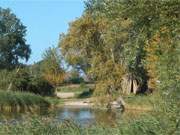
[0,91,50,112]
[122,92,163,111]
[0,113,179,135]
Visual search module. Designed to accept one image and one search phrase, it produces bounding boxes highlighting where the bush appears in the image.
[27,77,54,96]
[67,77,84,84]
[11,68,30,91]
[0,68,54,96]
[0,70,14,90]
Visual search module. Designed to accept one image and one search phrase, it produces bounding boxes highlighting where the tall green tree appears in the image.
[41,47,65,87]
[85,0,148,92]
[60,0,180,102]
[59,14,102,73]
[86,0,180,131]
[0,8,31,69]
[59,12,126,97]
[84,0,180,92]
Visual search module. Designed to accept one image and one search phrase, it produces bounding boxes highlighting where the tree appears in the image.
[84,1,180,132]
[84,0,179,93]
[0,8,31,69]
[60,0,180,104]
[41,47,65,87]
[66,68,84,84]
[59,13,102,73]
[59,12,126,97]
[85,0,150,92]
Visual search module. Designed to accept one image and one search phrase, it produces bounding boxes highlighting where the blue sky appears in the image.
[0,0,85,64]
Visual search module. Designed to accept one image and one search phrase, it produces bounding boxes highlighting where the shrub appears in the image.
[0,68,54,96]
[27,77,54,96]
[67,77,84,84]
[11,68,30,91]
[0,70,12,90]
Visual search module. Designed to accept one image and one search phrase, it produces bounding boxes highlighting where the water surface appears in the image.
[0,106,122,126]
[53,107,122,126]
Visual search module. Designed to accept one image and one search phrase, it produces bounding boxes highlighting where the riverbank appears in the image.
[48,95,153,112]
[52,84,155,111]
[0,91,50,112]
[0,87,174,135]
[45,84,156,112]
[0,112,174,135]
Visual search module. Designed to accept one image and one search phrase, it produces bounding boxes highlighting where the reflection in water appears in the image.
[54,107,121,126]
[0,107,123,126]
[94,109,120,126]
[0,107,50,124]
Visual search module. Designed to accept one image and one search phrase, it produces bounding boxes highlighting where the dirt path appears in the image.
[56,92,152,111]
[64,98,93,107]
[56,92,94,107]
[56,92,75,98]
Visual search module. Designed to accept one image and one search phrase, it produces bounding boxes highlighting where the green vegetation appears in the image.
[65,69,85,84]
[59,0,179,96]
[41,47,65,87]
[0,0,179,134]
[57,84,94,99]
[0,69,54,96]
[0,70,13,90]
[45,97,64,106]
[57,85,88,93]
[123,92,162,111]
[58,0,179,134]
[77,89,93,99]
[0,91,50,112]
[0,113,179,135]
[0,8,31,70]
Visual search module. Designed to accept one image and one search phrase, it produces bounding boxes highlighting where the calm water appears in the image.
[0,107,122,126]
[53,107,122,126]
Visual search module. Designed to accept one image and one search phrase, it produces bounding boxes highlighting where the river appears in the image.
[0,106,123,127]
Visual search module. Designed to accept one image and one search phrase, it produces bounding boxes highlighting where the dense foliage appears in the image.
[60,12,126,96]
[0,8,31,69]
[0,70,13,90]
[0,1,179,134]
[59,0,180,133]
[65,69,85,84]
[59,0,180,95]
[41,47,65,87]
[0,68,54,96]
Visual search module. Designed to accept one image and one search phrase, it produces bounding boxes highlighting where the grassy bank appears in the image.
[0,113,178,135]
[122,92,164,111]
[45,97,64,106]
[0,91,50,112]
[55,84,156,110]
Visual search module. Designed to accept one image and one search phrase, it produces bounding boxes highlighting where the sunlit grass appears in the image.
[0,91,50,112]
[0,112,177,135]
[123,92,163,111]
[45,96,64,106]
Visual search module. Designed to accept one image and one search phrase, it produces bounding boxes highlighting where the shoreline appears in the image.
[51,98,153,112]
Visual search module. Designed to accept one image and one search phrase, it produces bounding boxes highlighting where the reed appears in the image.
[0,91,50,112]
[0,113,177,135]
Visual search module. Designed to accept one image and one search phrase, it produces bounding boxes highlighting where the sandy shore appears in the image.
[64,98,93,107]
[56,92,75,98]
